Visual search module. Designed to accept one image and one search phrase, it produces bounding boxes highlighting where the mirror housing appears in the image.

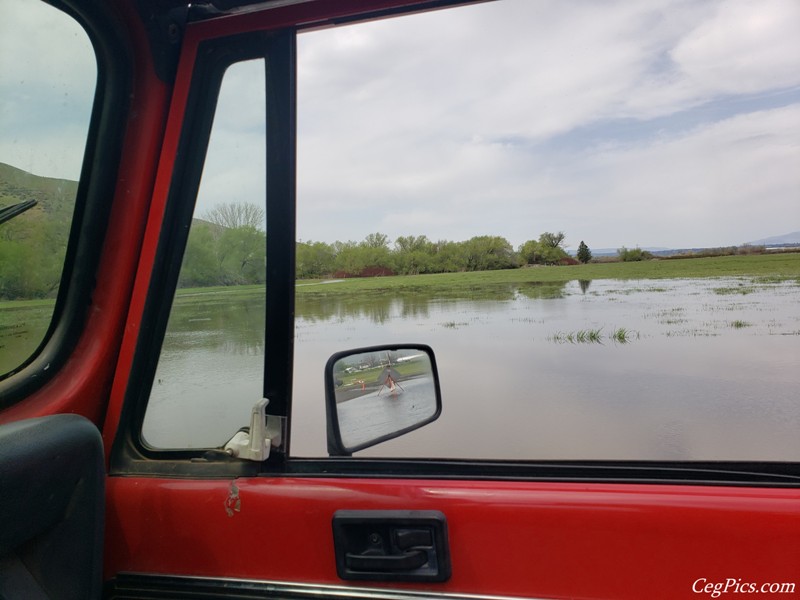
[325,344,442,456]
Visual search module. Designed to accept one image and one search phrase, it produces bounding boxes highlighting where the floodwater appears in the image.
[143,277,800,461]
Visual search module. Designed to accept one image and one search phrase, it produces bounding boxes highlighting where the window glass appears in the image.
[0,0,96,376]
[141,59,267,449]
[291,0,800,460]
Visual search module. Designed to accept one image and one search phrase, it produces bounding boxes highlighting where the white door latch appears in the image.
[223,398,282,461]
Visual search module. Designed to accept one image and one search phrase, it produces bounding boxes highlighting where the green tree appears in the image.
[179,222,218,287]
[519,231,568,265]
[577,241,592,264]
[539,231,566,249]
[185,202,268,286]
[394,235,434,275]
[362,232,389,249]
[332,241,364,275]
[361,233,391,264]
[518,239,541,265]
[218,225,266,284]
[462,236,517,271]
[537,231,568,265]
[296,240,335,279]
[429,240,465,273]
[617,246,652,262]
[203,202,265,230]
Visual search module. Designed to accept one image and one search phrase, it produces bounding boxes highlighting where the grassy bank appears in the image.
[294,253,800,297]
[3,253,799,313]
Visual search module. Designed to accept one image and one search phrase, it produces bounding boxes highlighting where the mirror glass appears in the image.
[327,347,440,453]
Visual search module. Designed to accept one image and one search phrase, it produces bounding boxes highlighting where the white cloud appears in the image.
[296,0,800,248]
[195,60,266,222]
[0,0,96,179]
[552,105,800,247]
[671,0,800,95]
[3,0,797,249]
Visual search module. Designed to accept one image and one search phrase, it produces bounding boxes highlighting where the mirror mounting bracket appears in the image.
[223,399,282,462]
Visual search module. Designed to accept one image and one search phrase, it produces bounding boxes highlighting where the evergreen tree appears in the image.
[577,241,592,264]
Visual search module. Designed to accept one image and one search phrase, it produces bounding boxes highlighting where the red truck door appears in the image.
[2,2,798,600]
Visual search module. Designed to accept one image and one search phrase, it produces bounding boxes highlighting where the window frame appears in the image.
[111,30,296,477]
[0,0,132,407]
[110,7,800,488]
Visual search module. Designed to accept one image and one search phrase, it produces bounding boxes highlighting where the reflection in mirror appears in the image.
[326,345,441,455]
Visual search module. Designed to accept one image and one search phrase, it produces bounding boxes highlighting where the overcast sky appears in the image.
[2,0,799,250]
[296,0,800,249]
[0,0,96,180]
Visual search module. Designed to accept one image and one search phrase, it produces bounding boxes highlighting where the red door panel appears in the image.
[105,477,800,599]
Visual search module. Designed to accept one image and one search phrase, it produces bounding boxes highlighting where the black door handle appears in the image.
[346,549,427,571]
[333,510,450,582]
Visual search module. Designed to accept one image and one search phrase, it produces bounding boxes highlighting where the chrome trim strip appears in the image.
[115,572,552,600]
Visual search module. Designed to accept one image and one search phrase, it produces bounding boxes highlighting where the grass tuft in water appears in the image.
[611,327,638,343]
[713,286,754,296]
[548,328,640,345]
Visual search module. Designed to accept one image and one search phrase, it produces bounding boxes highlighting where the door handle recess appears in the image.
[333,510,451,582]
[346,549,427,571]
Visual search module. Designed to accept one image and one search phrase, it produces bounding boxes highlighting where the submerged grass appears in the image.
[548,327,639,345]
[547,327,640,344]
[611,328,639,343]
[713,286,755,296]
[441,321,468,329]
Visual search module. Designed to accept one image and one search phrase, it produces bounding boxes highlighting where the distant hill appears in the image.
[746,231,800,246]
[0,163,79,299]
[576,234,800,258]
[576,247,670,257]
[0,162,78,220]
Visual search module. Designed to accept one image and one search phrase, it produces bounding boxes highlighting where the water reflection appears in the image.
[143,292,266,448]
[143,278,800,460]
[292,278,800,461]
[296,282,569,324]
[164,292,265,354]
[516,281,569,300]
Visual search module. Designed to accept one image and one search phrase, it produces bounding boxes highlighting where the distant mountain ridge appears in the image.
[746,231,800,246]
[586,247,670,257]
[581,233,800,257]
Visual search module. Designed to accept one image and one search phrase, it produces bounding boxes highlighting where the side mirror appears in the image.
[325,344,442,456]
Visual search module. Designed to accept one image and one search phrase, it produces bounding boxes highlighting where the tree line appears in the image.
[179,225,583,287]
[295,230,585,280]
[1,196,594,298]
[176,203,588,285]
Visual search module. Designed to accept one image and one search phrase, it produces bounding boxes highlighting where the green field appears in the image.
[3,252,799,317]
[293,253,800,297]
